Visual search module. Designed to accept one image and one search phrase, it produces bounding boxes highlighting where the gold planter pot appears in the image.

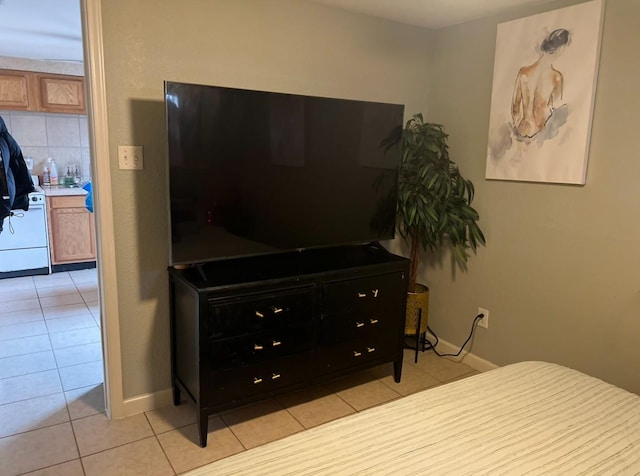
[404,284,429,336]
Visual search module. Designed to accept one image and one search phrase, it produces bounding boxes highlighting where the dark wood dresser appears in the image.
[169,243,409,446]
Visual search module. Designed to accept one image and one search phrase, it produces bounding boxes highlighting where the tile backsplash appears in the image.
[0,110,91,185]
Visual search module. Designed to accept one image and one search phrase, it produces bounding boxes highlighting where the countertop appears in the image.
[42,185,88,197]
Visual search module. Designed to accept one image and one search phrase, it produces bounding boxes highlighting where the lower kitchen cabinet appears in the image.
[169,243,409,447]
[47,195,96,264]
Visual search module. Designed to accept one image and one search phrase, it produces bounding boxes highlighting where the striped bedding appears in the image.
[187,361,640,475]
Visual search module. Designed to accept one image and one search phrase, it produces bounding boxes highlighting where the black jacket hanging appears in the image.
[1,115,35,233]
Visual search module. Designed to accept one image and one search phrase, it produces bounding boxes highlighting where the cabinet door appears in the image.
[0,69,35,111]
[48,204,96,264]
[36,73,86,114]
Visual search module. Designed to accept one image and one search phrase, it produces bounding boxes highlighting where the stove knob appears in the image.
[31,196,38,202]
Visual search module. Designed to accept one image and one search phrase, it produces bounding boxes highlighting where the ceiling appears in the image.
[0,0,555,63]
[0,0,83,62]
[307,0,556,29]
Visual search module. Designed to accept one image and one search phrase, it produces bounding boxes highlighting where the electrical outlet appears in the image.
[478,307,489,329]
[118,145,144,170]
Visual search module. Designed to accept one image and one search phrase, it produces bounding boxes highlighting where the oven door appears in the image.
[0,201,50,273]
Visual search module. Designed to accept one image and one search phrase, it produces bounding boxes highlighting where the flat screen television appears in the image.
[165,81,404,266]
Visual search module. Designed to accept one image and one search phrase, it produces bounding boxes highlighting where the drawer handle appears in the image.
[272,373,281,380]
[367,347,376,353]
[272,340,282,347]
[255,311,264,318]
[253,377,263,384]
[370,318,378,325]
[353,350,362,357]
[372,289,379,298]
[272,306,283,314]
[357,293,366,298]
[254,344,264,351]
[356,322,365,328]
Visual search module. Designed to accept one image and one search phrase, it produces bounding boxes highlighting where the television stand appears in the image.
[168,244,409,447]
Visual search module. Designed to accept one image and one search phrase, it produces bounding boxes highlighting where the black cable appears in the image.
[424,313,485,358]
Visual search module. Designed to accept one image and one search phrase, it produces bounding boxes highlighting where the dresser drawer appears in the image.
[318,335,399,375]
[322,273,404,345]
[207,286,314,339]
[323,273,404,315]
[208,356,310,405]
[321,310,397,346]
[208,323,313,370]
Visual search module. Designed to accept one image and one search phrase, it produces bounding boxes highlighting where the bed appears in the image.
[186,361,640,475]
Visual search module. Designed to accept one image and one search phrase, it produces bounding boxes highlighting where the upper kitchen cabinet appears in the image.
[0,69,86,114]
[0,69,36,111]
[36,72,86,114]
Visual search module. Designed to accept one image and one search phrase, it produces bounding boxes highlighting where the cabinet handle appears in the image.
[255,311,264,318]
[254,344,264,351]
[372,289,379,298]
[353,350,362,357]
[369,318,378,325]
[356,321,365,328]
[253,377,263,384]
[357,293,366,298]
[367,347,376,353]
[272,306,283,314]
[272,373,281,380]
[272,340,282,347]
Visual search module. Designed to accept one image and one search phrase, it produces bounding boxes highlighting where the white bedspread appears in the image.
[187,361,640,475]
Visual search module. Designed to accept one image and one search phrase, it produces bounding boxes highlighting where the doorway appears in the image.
[0,0,107,440]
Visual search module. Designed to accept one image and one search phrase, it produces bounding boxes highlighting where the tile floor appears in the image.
[0,274,480,475]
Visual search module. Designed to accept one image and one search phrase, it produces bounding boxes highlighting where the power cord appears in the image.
[422,312,485,358]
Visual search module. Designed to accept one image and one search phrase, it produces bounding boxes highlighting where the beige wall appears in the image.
[422,0,640,394]
[99,0,434,398]
[100,0,640,400]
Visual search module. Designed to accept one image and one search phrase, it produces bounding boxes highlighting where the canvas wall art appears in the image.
[485,0,604,184]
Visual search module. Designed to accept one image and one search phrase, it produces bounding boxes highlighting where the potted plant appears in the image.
[382,113,485,343]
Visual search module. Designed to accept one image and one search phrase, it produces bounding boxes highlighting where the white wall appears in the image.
[99,0,434,398]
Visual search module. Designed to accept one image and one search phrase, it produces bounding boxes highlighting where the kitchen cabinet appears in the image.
[0,69,86,114]
[0,69,36,111]
[47,194,96,265]
[35,73,86,114]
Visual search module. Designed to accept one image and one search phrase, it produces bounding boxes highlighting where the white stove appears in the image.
[0,183,51,277]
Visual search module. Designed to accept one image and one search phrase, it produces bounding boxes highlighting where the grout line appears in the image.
[78,434,158,459]
[0,409,69,439]
[17,456,83,476]
[143,412,179,475]
[65,404,86,476]
[0,355,58,382]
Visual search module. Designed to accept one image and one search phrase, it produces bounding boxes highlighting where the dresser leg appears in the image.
[172,384,181,406]
[197,410,209,447]
[393,359,403,383]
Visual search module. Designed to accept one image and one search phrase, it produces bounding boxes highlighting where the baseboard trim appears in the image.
[121,388,174,417]
[119,342,498,417]
[432,338,499,373]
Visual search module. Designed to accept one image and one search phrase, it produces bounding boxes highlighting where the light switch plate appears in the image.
[118,145,144,170]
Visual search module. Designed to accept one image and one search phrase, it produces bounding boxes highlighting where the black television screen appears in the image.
[165,81,404,266]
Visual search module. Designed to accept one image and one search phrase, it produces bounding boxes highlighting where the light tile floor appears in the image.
[0,274,480,475]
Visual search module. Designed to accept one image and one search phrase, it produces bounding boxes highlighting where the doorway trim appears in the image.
[80,0,124,419]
